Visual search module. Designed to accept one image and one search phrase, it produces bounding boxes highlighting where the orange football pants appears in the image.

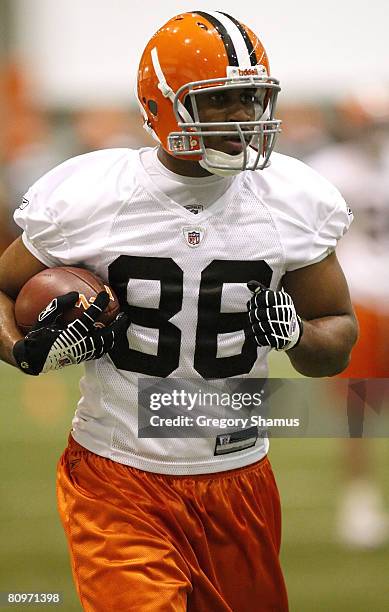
[339,304,389,378]
[57,435,289,612]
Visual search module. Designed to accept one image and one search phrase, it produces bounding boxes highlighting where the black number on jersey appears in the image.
[195,260,272,378]
[109,255,182,376]
[108,256,273,379]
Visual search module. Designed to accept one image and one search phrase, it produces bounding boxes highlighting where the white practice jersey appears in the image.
[14,147,351,474]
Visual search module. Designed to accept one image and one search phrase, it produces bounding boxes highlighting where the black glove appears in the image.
[247,280,303,351]
[13,291,128,375]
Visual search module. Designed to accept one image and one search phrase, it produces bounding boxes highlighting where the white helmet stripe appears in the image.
[206,11,252,67]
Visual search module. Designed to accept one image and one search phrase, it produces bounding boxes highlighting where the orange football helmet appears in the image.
[136,11,281,176]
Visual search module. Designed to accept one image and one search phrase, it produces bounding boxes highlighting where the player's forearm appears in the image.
[0,290,23,367]
[287,313,358,377]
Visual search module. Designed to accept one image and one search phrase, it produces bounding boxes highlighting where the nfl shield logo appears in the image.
[182,227,205,248]
[188,231,200,246]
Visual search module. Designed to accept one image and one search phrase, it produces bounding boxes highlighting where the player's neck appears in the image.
[157,147,212,178]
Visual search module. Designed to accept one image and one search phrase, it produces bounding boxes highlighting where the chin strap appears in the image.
[151,47,193,124]
[199,148,246,177]
[136,46,194,143]
[134,85,160,142]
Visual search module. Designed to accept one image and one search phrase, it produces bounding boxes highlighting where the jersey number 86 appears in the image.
[109,255,273,379]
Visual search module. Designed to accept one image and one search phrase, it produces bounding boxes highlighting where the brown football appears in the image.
[15,267,120,335]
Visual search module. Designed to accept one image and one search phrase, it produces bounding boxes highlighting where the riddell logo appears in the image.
[238,68,259,76]
[226,65,267,79]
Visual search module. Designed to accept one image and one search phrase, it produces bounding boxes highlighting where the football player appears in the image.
[0,11,357,612]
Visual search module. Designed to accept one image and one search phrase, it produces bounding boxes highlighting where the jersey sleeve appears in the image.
[311,192,353,260]
[262,154,353,272]
[286,189,353,271]
[14,169,72,267]
[13,149,133,267]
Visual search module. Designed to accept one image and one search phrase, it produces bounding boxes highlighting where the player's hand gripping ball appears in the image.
[247,280,303,351]
[15,266,120,334]
[13,291,128,375]
[13,268,128,375]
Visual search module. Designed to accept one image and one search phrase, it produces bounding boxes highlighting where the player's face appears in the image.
[194,87,265,155]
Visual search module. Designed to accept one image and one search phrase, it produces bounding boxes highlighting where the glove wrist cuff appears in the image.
[13,340,39,376]
[283,316,304,352]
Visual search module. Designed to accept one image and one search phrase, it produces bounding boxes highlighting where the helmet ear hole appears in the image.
[196,22,208,30]
[147,99,158,116]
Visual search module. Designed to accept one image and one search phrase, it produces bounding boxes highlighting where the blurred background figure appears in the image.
[1,63,63,244]
[0,65,149,253]
[307,86,389,548]
[72,107,144,154]
[276,102,331,159]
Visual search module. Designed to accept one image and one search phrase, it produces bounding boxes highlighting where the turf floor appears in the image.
[1,357,388,611]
